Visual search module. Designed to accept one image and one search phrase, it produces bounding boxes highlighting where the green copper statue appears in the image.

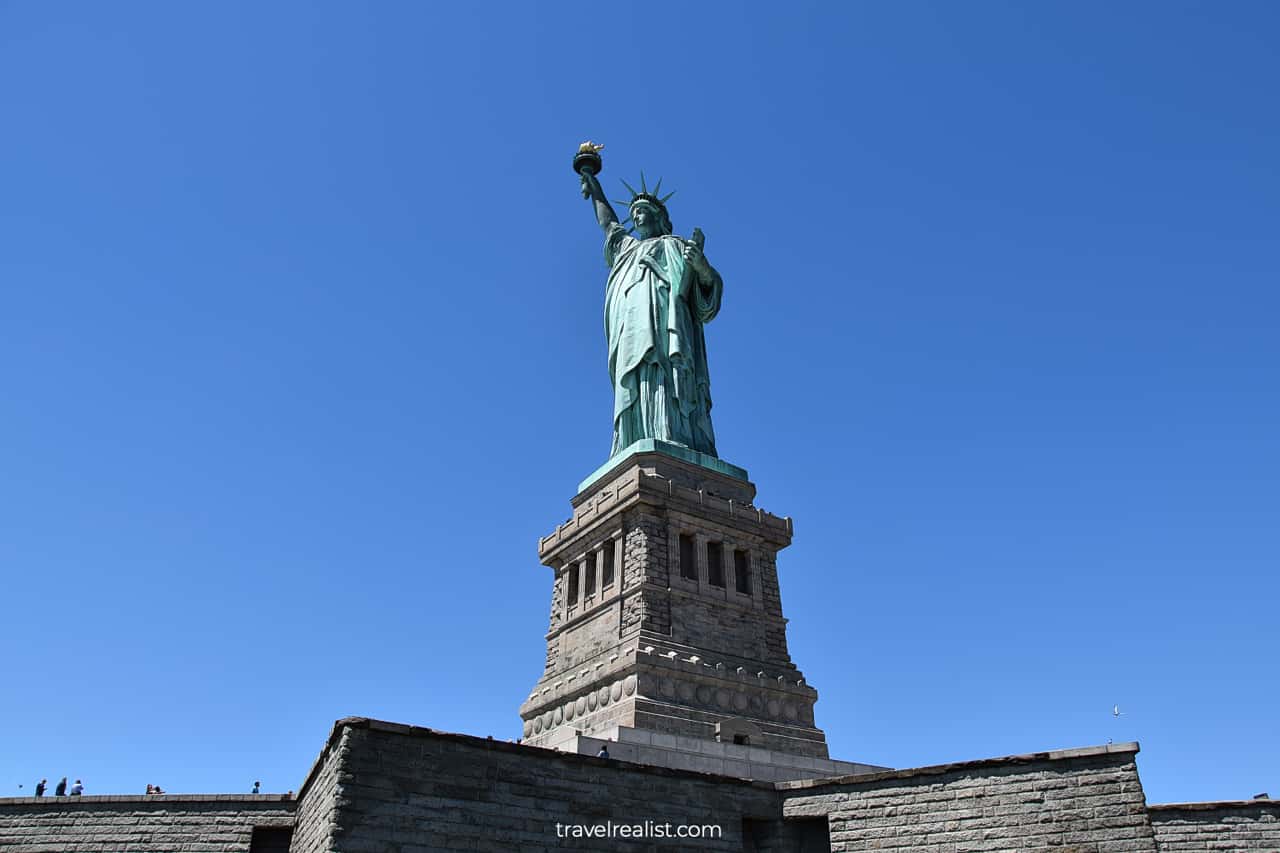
[576,144,723,459]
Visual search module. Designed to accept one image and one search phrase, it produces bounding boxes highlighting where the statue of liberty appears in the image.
[576,144,723,459]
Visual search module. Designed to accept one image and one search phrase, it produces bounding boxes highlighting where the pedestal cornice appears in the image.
[540,452,789,565]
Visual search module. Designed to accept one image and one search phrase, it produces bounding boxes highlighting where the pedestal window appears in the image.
[707,541,725,588]
[734,549,752,595]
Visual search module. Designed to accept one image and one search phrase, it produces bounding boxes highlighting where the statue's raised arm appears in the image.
[574,142,617,232]
[581,170,618,232]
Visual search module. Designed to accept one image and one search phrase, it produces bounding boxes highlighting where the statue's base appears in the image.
[526,452,822,760]
[553,725,886,783]
[578,439,748,495]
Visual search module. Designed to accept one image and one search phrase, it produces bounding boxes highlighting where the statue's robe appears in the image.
[604,222,721,457]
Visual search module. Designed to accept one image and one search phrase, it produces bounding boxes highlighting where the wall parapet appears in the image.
[776,740,1140,790]
[1149,798,1280,853]
[1150,799,1278,811]
[0,794,293,805]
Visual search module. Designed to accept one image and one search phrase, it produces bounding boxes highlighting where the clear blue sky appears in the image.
[2,2,1276,805]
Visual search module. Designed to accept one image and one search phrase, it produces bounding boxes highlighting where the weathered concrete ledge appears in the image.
[0,794,293,805]
[0,793,296,853]
[1149,799,1278,810]
[775,741,1140,790]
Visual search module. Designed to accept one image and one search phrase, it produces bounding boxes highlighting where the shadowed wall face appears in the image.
[295,719,782,852]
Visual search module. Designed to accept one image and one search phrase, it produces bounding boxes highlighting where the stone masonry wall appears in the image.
[670,591,774,661]
[758,551,791,662]
[303,717,781,852]
[620,508,671,636]
[7,724,1261,853]
[779,743,1159,853]
[0,794,294,853]
[1149,800,1280,852]
[289,725,348,853]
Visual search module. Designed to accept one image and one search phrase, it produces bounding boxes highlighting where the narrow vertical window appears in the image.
[602,539,616,587]
[566,562,579,605]
[707,541,725,587]
[584,553,596,597]
[734,549,752,595]
[679,533,697,581]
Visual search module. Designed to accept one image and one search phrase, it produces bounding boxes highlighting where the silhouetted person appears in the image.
[252,781,260,794]
[69,780,83,795]
[596,745,610,759]
[35,779,46,797]
[146,784,154,795]
[55,778,67,796]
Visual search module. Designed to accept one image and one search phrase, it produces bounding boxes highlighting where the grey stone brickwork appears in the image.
[3,721,1266,853]
[778,742,1160,853]
[522,450,828,760]
[290,725,347,853]
[296,717,782,852]
[1149,800,1280,852]
[0,794,294,852]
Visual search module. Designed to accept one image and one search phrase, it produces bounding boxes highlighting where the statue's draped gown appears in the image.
[604,221,721,458]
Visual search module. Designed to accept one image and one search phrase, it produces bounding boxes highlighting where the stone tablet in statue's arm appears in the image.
[681,227,722,323]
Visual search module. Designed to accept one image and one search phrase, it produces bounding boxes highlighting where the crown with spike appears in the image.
[612,171,676,224]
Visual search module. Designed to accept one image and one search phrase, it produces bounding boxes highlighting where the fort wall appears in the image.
[296,717,781,852]
[2,721,1269,852]
[778,743,1160,853]
[0,794,294,853]
[1149,799,1280,852]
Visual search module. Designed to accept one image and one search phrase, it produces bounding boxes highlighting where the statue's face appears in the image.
[631,202,663,238]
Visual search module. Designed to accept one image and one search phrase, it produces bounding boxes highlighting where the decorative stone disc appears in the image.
[576,696,588,716]
[696,685,712,704]
[623,675,637,696]
[587,691,598,711]
[611,681,623,701]
[599,686,611,706]
[523,720,533,738]
[733,691,749,712]
[715,688,730,708]
[554,707,563,725]
[565,700,576,721]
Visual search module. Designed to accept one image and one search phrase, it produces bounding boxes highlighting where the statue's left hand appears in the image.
[683,240,710,273]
